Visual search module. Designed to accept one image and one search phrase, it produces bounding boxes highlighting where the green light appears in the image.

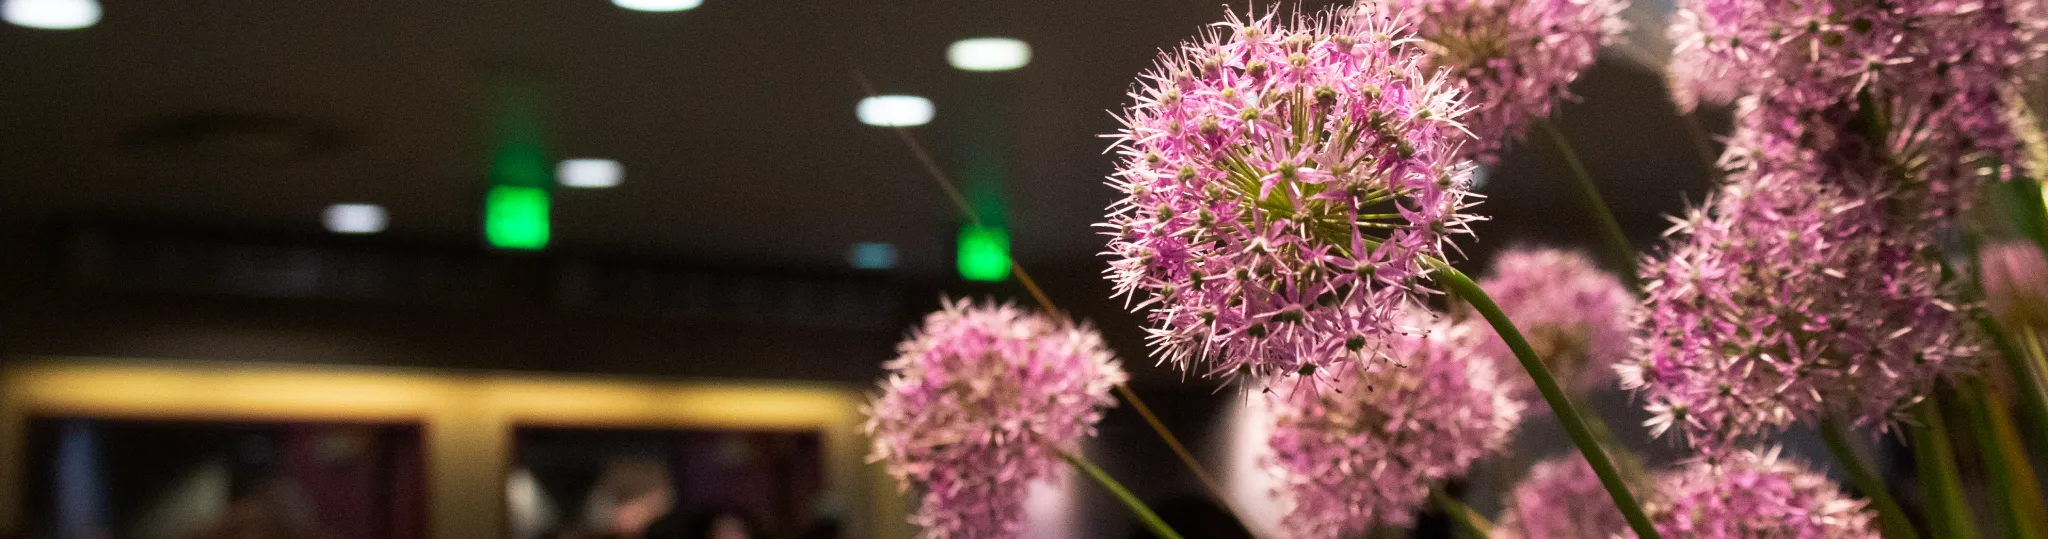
[485,186,551,250]
[957,225,1011,282]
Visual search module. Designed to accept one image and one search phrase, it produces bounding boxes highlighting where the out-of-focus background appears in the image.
[0,0,1741,537]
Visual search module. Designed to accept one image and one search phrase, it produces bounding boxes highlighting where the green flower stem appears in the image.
[1061,450,1186,539]
[2016,325,2048,453]
[1909,397,1979,539]
[1960,378,2048,539]
[1111,383,1260,539]
[1535,118,1636,281]
[1819,417,1920,539]
[1433,262,1662,539]
[1428,487,1494,539]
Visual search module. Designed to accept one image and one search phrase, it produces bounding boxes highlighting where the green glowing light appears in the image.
[485,186,551,250]
[957,225,1011,282]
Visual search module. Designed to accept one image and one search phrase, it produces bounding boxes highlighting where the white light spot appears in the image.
[611,0,701,12]
[3,0,99,30]
[1214,396,1288,538]
[1468,163,1492,190]
[847,242,898,270]
[323,204,387,234]
[947,37,1032,72]
[557,158,624,189]
[857,95,934,127]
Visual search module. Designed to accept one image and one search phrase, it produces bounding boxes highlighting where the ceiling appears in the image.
[0,0,1715,278]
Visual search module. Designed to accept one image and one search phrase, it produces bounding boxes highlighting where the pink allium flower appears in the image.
[1625,134,1976,447]
[1982,241,2048,328]
[1472,247,1634,397]
[2022,0,2048,77]
[1648,448,1880,538]
[1263,315,1523,536]
[862,299,1126,539]
[1665,0,2028,209]
[1383,0,1627,163]
[1104,7,1476,388]
[1497,454,1637,539]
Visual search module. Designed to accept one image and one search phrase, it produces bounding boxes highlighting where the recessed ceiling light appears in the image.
[3,0,100,30]
[323,204,387,234]
[557,158,623,189]
[847,242,898,270]
[947,37,1032,72]
[857,95,934,127]
[612,0,701,12]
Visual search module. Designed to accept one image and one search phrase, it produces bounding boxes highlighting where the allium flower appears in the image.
[862,299,1126,539]
[1982,241,2048,328]
[1384,0,1627,163]
[1497,454,1637,539]
[1665,0,2028,208]
[1471,247,1633,396]
[1624,143,1975,446]
[1264,315,1522,536]
[1104,7,1476,388]
[1648,448,1880,538]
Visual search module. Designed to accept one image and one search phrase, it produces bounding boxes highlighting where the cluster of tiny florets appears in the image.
[1648,449,1880,538]
[1624,153,1974,447]
[1496,454,1637,539]
[1263,316,1522,537]
[862,299,1127,539]
[1637,0,2019,447]
[1667,0,2028,212]
[1382,0,1627,162]
[1471,247,1634,397]
[1104,6,1476,389]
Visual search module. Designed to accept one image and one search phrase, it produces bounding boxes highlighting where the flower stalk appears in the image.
[1909,398,1979,539]
[1061,450,1185,539]
[1819,417,1919,539]
[1428,487,1494,539]
[1433,261,1662,539]
[1535,119,1635,281]
[1958,378,2048,539]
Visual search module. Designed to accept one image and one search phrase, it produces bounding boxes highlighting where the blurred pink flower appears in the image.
[862,299,1126,539]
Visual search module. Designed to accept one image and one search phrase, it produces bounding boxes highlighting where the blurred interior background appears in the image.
[0,0,1761,537]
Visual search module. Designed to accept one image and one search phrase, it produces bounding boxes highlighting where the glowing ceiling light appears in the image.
[3,0,100,30]
[847,242,898,270]
[323,204,388,234]
[556,158,623,189]
[612,0,701,12]
[857,95,934,127]
[947,37,1032,72]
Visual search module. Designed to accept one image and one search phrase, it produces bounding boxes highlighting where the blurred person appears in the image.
[177,476,325,539]
[581,457,674,538]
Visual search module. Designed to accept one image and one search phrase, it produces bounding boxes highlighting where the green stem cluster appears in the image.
[1819,418,1919,539]
[1909,398,1979,539]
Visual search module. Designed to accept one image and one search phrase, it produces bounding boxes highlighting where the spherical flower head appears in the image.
[1381,0,1627,163]
[1471,247,1633,397]
[1104,6,1476,389]
[1649,448,1880,538]
[1624,157,1976,448]
[1665,0,2028,204]
[1263,315,1522,536]
[1982,241,2048,329]
[861,298,1127,539]
[1496,454,1637,539]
